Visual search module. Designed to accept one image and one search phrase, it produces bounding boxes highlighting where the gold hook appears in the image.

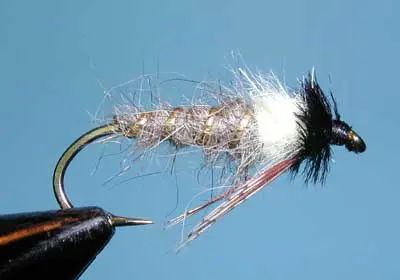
[53,124,153,227]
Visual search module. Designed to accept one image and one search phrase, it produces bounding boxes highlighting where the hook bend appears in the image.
[53,124,153,227]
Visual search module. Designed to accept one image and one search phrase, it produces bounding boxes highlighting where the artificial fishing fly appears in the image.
[53,66,366,249]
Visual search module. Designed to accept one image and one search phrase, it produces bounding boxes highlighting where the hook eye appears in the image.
[53,124,153,227]
[346,129,366,153]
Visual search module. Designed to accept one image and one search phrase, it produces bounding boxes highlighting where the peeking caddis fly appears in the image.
[53,63,366,250]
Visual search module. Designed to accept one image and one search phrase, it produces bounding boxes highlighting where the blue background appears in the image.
[1,1,398,279]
